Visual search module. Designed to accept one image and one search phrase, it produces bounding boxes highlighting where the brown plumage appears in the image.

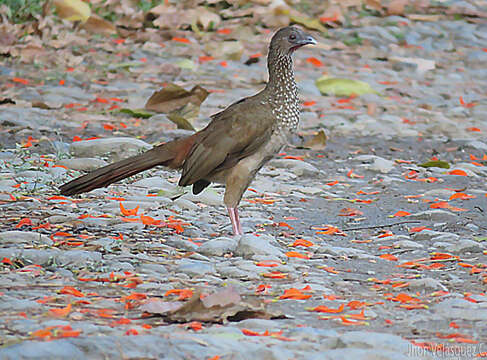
[60,26,316,235]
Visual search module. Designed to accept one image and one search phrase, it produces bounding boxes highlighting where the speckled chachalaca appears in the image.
[60,26,316,235]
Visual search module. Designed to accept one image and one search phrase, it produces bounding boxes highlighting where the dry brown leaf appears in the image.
[303,129,327,150]
[365,0,384,14]
[17,43,47,63]
[80,14,117,36]
[140,287,281,323]
[332,0,363,9]
[140,299,183,314]
[151,5,194,30]
[195,6,221,30]
[446,4,487,18]
[201,286,241,308]
[145,84,209,113]
[406,14,441,22]
[387,0,408,16]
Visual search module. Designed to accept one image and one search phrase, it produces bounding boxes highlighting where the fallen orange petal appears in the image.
[48,303,72,318]
[310,304,345,313]
[285,251,309,259]
[119,202,139,216]
[379,254,398,261]
[60,286,85,297]
[391,211,410,217]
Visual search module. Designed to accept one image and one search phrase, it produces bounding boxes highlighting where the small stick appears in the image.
[342,220,421,231]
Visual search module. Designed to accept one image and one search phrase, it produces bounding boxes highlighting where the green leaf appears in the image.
[315,77,378,97]
[419,160,450,169]
[118,108,153,119]
[474,237,487,242]
[167,111,196,131]
[109,62,144,70]
[54,0,91,22]
[289,14,327,33]
[175,59,196,70]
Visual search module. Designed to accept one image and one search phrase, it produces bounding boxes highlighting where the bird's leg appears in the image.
[234,207,243,235]
[227,207,243,236]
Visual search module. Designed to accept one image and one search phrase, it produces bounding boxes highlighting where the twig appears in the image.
[342,220,421,231]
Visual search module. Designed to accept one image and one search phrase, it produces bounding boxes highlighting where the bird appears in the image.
[60,26,316,236]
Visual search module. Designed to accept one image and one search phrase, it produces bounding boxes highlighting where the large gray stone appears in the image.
[338,331,410,352]
[268,158,320,177]
[408,210,457,222]
[176,258,215,277]
[198,237,237,257]
[433,298,487,320]
[69,137,151,161]
[57,158,107,171]
[235,234,282,258]
[55,250,102,267]
[354,155,395,173]
[0,231,51,246]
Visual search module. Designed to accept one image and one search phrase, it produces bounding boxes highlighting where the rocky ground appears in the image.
[1,1,487,359]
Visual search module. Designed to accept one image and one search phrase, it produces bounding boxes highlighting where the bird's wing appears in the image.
[178,96,274,186]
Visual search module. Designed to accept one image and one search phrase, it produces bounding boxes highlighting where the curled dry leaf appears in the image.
[146,84,209,131]
[140,286,282,323]
[145,84,209,114]
[80,14,117,36]
[303,129,327,150]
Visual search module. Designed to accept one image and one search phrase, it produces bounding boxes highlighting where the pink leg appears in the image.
[227,207,243,236]
[234,207,243,235]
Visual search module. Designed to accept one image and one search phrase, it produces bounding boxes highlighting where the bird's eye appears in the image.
[289,34,296,41]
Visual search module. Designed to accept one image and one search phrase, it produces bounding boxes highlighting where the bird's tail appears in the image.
[59,135,197,196]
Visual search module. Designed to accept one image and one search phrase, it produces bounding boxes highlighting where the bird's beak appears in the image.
[289,34,317,53]
[299,35,317,46]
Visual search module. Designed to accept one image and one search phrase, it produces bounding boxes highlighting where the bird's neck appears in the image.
[265,53,297,96]
[264,52,300,131]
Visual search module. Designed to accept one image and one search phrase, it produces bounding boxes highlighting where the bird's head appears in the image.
[269,26,317,56]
